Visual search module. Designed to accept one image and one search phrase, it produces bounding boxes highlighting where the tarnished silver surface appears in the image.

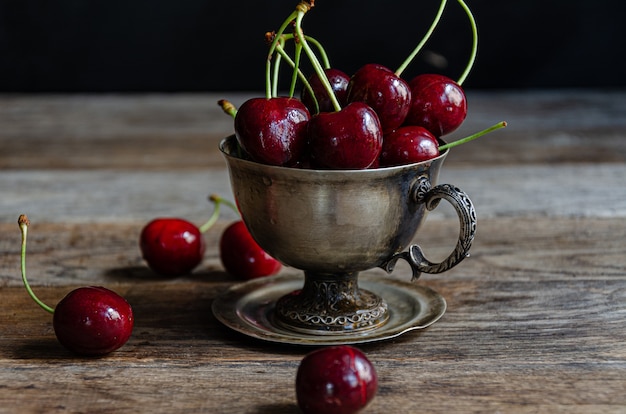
[216,135,475,340]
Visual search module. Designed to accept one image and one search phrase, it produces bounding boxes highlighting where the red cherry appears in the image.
[296,346,378,414]
[380,125,440,166]
[307,102,383,169]
[53,286,134,356]
[404,73,467,137]
[140,218,206,277]
[219,220,282,280]
[18,215,133,356]
[234,97,310,166]
[346,63,412,133]
[301,68,350,114]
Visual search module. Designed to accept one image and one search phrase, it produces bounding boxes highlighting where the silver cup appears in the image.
[220,135,476,335]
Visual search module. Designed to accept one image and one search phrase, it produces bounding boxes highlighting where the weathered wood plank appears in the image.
[1,217,624,413]
[1,91,625,170]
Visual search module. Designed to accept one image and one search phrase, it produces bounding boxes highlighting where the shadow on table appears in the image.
[252,403,299,414]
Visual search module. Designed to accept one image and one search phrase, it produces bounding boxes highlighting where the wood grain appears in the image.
[0,92,625,413]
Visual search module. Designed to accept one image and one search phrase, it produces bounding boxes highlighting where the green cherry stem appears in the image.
[198,195,240,234]
[438,121,507,152]
[455,0,478,85]
[275,42,317,107]
[18,215,55,314]
[265,9,301,99]
[395,0,448,77]
[294,6,341,112]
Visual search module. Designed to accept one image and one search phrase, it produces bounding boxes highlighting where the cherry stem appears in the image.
[18,215,55,314]
[455,0,478,85]
[218,99,238,118]
[438,121,507,152]
[265,9,300,99]
[395,0,448,77]
[198,195,240,234]
[294,7,341,112]
[275,42,319,112]
[271,37,284,97]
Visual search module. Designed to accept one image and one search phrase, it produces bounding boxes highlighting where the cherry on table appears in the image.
[139,217,206,277]
[219,220,282,280]
[18,215,133,356]
[296,345,378,414]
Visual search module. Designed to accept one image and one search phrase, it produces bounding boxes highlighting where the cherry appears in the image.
[219,220,282,280]
[346,63,412,134]
[403,73,467,137]
[18,215,133,356]
[300,67,350,114]
[307,102,383,169]
[296,345,378,414]
[139,218,206,277]
[53,286,134,355]
[380,126,440,167]
[234,97,310,166]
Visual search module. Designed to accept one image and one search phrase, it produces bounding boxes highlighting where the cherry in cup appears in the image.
[18,215,134,356]
[296,345,378,414]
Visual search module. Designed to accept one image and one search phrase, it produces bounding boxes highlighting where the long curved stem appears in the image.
[455,0,478,85]
[396,0,448,77]
[295,9,341,112]
[265,10,300,99]
[18,215,55,314]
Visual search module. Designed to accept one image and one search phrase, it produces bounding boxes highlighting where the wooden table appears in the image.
[0,91,625,413]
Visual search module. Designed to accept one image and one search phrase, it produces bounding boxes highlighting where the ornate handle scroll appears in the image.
[382,176,477,281]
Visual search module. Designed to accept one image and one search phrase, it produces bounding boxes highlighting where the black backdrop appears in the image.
[1,0,624,92]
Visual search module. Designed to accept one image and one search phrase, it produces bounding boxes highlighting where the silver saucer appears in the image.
[211,273,446,345]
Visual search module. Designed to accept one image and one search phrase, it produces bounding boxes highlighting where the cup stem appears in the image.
[274,271,389,334]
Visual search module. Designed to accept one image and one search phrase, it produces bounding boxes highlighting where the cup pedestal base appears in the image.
[274,272,389,334]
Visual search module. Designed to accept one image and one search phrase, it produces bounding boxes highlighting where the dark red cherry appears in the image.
[296,345,378,414]
[18,215,133,356]
[301,68,350,114]
[53,286,134,356]
[234,97,310,166]
[220,220,282,280]
[307,102,383,169]
[346,63,412,133]
[404,73,467,137]
[380,125,440,166]
[140,218,206,277]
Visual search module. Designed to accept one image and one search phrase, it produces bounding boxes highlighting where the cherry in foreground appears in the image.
[18,215,134,356]
[296,345,378,414]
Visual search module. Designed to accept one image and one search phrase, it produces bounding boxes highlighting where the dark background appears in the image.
[0,0,624,93]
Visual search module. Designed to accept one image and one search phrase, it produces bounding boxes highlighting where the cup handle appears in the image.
[381,176,477,281]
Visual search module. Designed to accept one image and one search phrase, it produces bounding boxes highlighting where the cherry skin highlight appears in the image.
[301,67,350,114]
[404,73,467,137]
[53,286,134,356]
[220,220,282,280]
[296,345,378,414]
[140,218,206,277]
[380,125,440,167]
[234,97,310,166]
[307,102,383,169]
[346,63,412,133]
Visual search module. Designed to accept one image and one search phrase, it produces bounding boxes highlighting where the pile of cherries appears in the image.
[225,0,505,172]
